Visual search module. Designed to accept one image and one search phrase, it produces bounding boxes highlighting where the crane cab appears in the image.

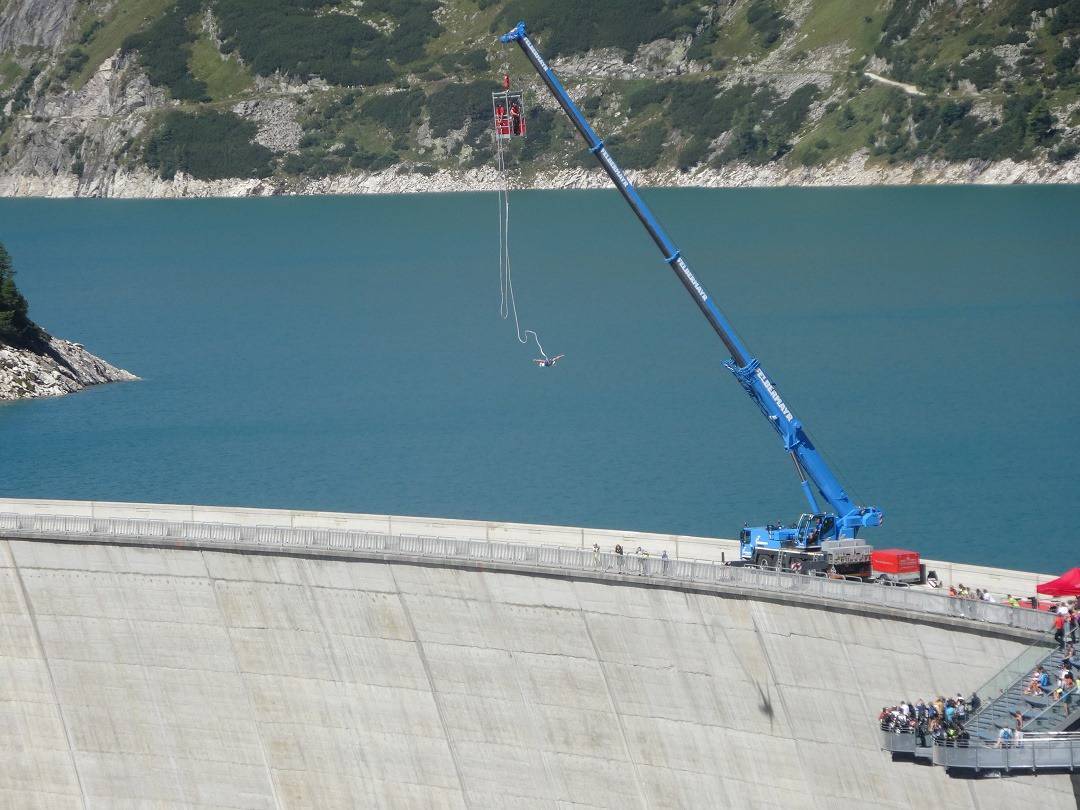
[493,90,527,138]
[795,512,837,547]
[740,512,838,557]
[737,512,870,577]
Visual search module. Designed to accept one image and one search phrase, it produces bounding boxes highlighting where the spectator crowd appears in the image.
[878,694,978,746]
[879,642,1078,749]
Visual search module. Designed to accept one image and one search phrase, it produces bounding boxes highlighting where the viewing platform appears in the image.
[881,731,1080,774]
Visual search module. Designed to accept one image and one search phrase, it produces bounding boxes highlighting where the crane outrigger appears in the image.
[499,21,883,574]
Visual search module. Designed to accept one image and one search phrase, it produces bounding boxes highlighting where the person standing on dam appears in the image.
[1062,671,1076,718]
[636,546,649,575]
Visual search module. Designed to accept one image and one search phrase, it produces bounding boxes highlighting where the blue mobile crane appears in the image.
[499,21,884,574]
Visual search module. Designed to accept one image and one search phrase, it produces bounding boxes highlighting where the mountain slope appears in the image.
[1,0,1078,194]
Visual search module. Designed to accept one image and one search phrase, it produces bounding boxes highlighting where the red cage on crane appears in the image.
[493,74,526,138]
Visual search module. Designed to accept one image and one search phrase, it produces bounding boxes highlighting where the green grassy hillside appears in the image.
[1,0,1078,182]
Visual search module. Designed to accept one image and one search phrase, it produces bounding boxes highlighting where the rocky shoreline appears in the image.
[0,332,137,401]
[1,148,1078,198]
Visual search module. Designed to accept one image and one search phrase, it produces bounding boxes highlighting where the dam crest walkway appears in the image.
[0,506,1052,637]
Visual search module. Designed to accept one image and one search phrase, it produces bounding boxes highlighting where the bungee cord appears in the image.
[494,119,547,359]
[493,58,560,366]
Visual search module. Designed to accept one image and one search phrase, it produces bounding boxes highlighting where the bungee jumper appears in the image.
[533,354,565,368]
[491,69,560,368]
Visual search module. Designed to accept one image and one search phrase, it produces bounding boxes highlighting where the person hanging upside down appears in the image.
[533,354,565,367]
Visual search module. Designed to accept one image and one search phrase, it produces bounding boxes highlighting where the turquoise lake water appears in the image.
[0,187,1077,569]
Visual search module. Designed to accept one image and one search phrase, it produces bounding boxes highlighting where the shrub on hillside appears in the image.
[714,85,817,165]
[606,122,667,169]
[143,110,274,180]
[377,0,441,64]
[439,49,489,74]
[348,148,400,171]
[1049,0,1080,34]
[676,135,708,170]
[363,89,425,131]
[1050,141,1079,162]
[57,48,89,83]
[746,0,792,47]
[122,0,208,101]
[624,82,671,114]
[213,0,439,86]
[769,83,819,135]
[686,25,719,62]
[518,107,557,161]
[492,0,699,57]
[878,0,932,49]
[427,80,499,136]
[669,81,758,140]
[9,64,42,114]
[957,53,1002,90]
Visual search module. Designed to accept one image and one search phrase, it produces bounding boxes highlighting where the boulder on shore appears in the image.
[0,330,137,401]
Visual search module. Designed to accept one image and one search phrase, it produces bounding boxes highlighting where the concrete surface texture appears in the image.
[2,538,1077,810]
[0,497,1057,598]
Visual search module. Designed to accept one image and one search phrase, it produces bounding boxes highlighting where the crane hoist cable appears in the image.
[493,67,563,368]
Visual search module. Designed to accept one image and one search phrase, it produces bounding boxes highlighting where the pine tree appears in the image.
[0,242,33,345]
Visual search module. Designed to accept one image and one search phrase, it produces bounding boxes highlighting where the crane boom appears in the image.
[500,21,883,549]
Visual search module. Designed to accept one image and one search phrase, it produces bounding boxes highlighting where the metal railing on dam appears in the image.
[0,511,1053,634]
[931,732,1080,772]
[882,728,1080,773]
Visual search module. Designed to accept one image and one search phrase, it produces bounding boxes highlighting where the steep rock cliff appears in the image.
[0,0,81,53]
[2,51,165,196]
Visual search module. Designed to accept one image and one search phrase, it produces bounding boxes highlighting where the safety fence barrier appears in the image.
[966,638,1058,713]
[879,726,922,755]
[881,728,1080,772]
[0,512,1054,634]
[931,732,1080,771]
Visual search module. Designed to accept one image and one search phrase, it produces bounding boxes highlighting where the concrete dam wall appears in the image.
[2,537,1077,809]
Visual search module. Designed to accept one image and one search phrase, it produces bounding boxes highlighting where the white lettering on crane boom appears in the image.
[524,38,549,72]
[677,259,708,302]
[600,149,630,189]
[755,368,794,422]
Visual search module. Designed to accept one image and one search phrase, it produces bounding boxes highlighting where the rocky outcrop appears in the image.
[231,97,303,153]
[0,0,80,53]
[2,51,166,198]
[0,332,137,401]
[553,38,698,80]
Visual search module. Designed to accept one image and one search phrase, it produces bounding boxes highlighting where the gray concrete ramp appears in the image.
[1,539,1077,809]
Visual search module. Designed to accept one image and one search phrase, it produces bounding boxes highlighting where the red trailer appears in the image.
[871,548,921,583]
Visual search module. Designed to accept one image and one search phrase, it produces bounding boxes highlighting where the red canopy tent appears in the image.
[1036,568,1080,597]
